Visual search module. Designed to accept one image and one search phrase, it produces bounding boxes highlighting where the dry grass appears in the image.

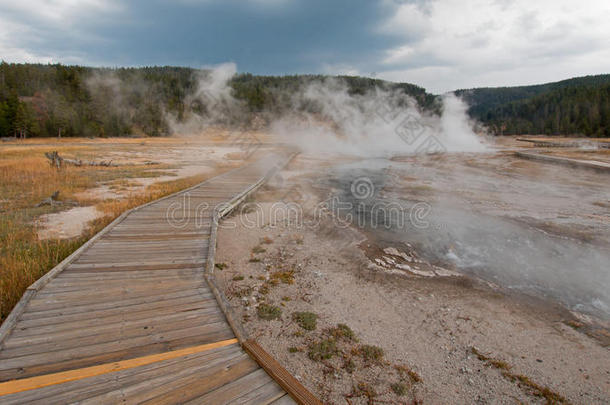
[0,139,222,322]
[471,347,568,404]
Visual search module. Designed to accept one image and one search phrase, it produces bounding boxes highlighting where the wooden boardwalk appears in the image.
[515,151,610,172]
[0,153,309,404]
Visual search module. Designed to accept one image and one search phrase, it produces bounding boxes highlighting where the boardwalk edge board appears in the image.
[204,152,298,343]
[514,151,610,172]
[243,340,322,405]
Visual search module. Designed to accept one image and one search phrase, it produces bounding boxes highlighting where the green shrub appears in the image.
[391,382,408,396]
[257,303,281,320]
[292,311,317,331]
[358,344,384,362]
[328,323,357,341]
[308,338,337,361]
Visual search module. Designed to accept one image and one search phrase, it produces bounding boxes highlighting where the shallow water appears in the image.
[321,155,610,320]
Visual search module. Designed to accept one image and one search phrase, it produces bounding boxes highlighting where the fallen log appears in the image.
[45,151,116,168]
[35,191,79,208]
[35,191,61,207]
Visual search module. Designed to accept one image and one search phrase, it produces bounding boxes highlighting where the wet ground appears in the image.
[312,139,610,322]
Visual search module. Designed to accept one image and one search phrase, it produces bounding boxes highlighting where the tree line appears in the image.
[456,74,610,137]
[0,62,437,138]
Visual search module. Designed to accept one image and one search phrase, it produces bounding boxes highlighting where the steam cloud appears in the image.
[173,64,488,156]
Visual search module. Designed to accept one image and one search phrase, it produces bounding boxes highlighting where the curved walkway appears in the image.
[0,153,311,404]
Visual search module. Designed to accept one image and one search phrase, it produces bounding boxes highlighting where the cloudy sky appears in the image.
[1,0,609,93]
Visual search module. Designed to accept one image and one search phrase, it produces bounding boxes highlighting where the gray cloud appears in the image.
[0,0,608,93]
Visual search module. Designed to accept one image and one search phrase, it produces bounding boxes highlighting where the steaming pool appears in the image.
[322,153,610,321]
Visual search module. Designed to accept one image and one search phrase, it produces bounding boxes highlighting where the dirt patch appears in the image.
[36,206,103,240]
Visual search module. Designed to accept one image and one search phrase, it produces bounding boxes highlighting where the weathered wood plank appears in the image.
[14,299,220,335]
[0,342,241,403]
[5,307,224,348]
[19,290,211,322]
[270,394,298,405]
[243,340,322,405]
[0,327,235,381]
[83,353,258,405]
[184,368,274,405]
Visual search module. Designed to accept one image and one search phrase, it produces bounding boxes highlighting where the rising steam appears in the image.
[170,64,487,156]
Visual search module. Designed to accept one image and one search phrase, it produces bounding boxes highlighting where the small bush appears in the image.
[292,311,318,330]
[328,323,357,341]
[259,283,270,295]
[343,357,356,373]
[229,286,253,299]
[271,270,294,284]
[395,365,422,383]
[391,382,408,396]
[252,245,266,254]
[232,275,244,281]
[257,304,282,320]
[357,344,384,362]
[354,382,376,400]
[215,262,227,270]
[249,257,261,263]
[308,338,337,361]
[288,347,299,353]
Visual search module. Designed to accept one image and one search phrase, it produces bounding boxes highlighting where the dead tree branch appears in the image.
[45,151,116,168]
[35,190,79,208]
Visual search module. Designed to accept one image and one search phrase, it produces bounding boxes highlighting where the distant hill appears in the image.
[455,75,610,137]
[0,63,437,138]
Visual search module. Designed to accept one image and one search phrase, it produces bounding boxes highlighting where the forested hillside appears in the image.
[0,63,436,138]
[456,75,610,137]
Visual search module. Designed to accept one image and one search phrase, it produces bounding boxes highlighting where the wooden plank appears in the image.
[37,275,205,291]
[0,344,244,404]
[24,285,211,312]
[0,339,238,396]
[515,151,610,172]
[0,320,230,360]
[231,379,286,404]
[242,340,322,405]
[19,290,211,323]
[53,269,202,279]
[65,259,207,268]
[11,300,221,338]
[32,280,208,301]
[63,261,207,271]
[0,328,236,381]
[4,308,224,349]
[90,353,259,405]
[43,272,201,287]
[270,394,298,405]
[183,368,273,405]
